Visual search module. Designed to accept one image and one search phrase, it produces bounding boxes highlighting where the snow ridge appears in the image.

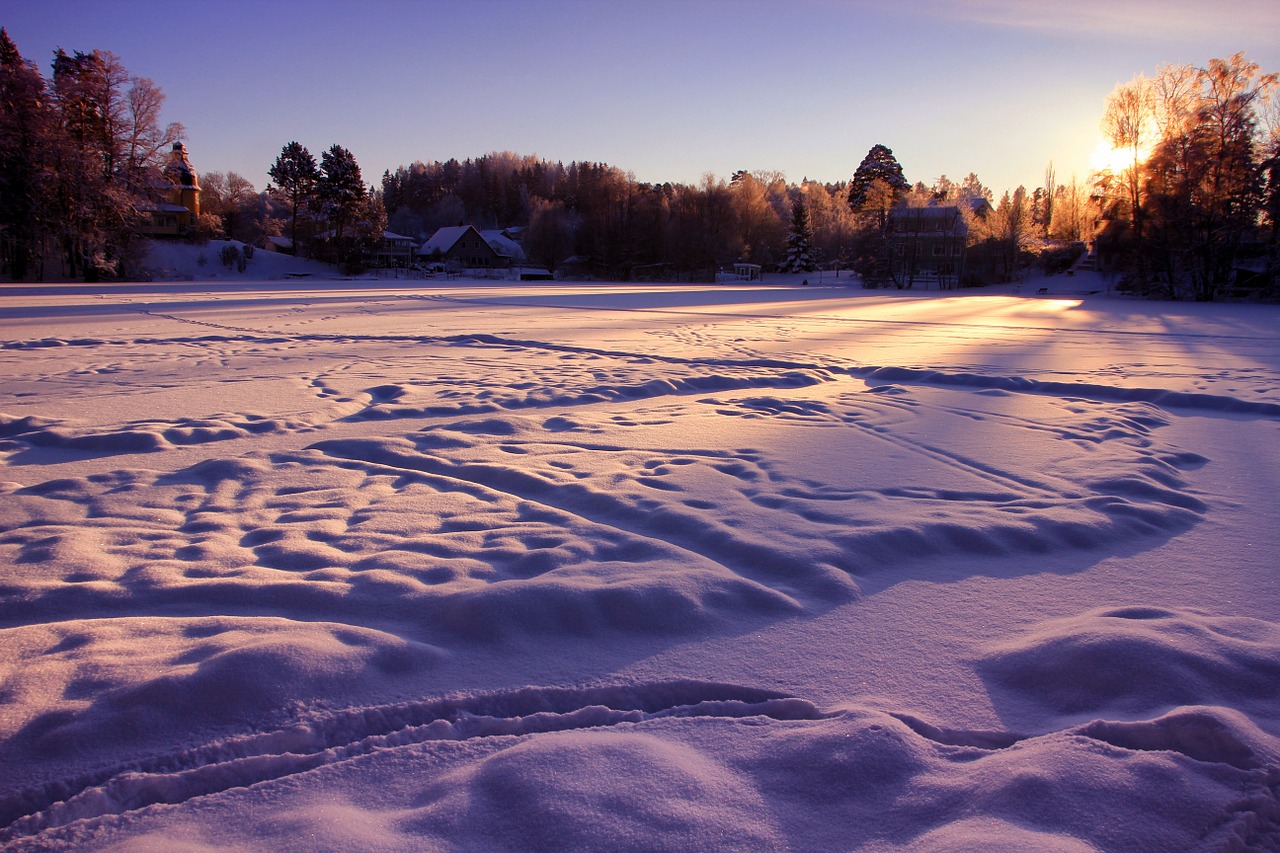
[0,680,818,841]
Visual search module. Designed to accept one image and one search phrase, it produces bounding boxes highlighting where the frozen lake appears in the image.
[2,274,1278,850]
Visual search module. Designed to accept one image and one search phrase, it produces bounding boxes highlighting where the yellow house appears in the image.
[141,142,201,236]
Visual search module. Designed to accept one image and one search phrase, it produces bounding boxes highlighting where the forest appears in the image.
[1,26,1277,299]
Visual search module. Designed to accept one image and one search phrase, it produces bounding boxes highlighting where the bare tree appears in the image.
[731,171,786,266]
[1049,177,1094,242]
[524,197,575,273]
[1101,78,1156,225]
[1146,53,1278,299]
[202,170,256,240]
[122,75,183,194]
[989,187,1035,281]
[1041,162,1056,238]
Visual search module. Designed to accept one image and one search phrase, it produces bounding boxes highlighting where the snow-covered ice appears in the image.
[1,263,1278,850]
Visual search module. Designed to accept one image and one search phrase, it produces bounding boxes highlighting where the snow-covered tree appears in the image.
[202,171,257,241]
[782,196,816,273]
[988,186,1036,281]
[50,47,182,279]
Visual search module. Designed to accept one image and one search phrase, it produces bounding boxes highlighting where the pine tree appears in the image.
[268,141,320,256]
[847,144,908,212]
[782,196,816,273]
[318,144,365,240]
[317,144,372,269]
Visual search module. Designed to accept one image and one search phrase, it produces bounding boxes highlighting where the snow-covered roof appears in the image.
[480,230,526,260]
[419,225,473,256]
[384,231,415,242]
[418,225,525,259]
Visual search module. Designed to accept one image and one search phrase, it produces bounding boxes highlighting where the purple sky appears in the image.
[5,0,1278,198]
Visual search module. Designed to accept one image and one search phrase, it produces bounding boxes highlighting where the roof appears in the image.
[965,197,993,216]
[480,230,526,260]
[892,204,961,217]
[889,205,968,235]
[419,225,473,255]
[139,202,189,214]
[418,225,526,260]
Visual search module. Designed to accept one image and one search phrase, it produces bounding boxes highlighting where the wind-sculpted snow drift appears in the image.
[0,393,1205,641]
[4,680,1277,850]
[1,279,1278,850]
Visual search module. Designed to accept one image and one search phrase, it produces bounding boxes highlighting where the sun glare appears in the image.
[1090,138,1152,174]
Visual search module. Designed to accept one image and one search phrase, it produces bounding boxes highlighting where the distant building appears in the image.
[260,235,294,254]
[140,142,201,237]
[479,229,526,263]
[886,204,967,288]
[377,231,418,267]
[418,225,525,270]
[716,262,762,283]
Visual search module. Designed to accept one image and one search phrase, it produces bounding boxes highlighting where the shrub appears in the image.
[219,244,242,269]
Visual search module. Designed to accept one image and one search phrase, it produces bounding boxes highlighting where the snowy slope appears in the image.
[142,239,337,281]
[0,274,1277,850]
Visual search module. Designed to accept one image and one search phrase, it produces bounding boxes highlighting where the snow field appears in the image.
[1,268,1278,850]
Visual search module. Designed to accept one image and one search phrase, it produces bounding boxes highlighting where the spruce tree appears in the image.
[782,197,816,273]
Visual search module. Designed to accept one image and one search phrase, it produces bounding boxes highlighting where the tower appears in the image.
[163,141,201,225]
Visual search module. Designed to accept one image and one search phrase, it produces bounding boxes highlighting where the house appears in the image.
[886,204,967,288]
[419,225,518,270]
[426,225,500,268]
[716,262,762,283]
[964,197,994,219]
[139,142,201,236]
[259,236,294,254]
[377,231,418,267]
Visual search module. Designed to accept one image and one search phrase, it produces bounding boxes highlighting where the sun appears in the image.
[1090,138,1152,174]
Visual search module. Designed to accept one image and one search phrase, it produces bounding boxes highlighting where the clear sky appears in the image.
[4,0,1279,199]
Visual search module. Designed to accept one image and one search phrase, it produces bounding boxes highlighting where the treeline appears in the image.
[381,154,863,279]
[378,148,1103,284]
[1095,52,1279,300]
[4,25,1275,298]
[0,28,184,280]
[376,52,1279,293]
